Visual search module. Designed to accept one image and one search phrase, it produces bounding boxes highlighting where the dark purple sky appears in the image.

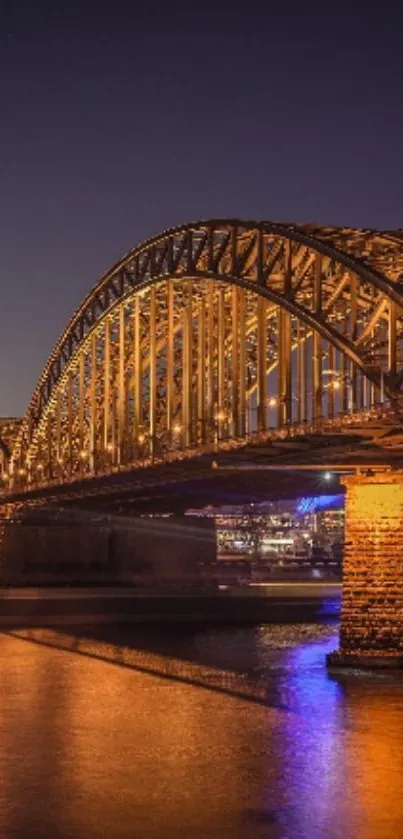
[1,2,402,416]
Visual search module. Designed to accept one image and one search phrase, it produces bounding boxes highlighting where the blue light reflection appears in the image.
[297,494,344,514]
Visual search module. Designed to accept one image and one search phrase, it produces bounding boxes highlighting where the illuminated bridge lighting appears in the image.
[4,218,403,499]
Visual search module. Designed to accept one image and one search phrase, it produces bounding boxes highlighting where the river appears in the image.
[0,621,402,838]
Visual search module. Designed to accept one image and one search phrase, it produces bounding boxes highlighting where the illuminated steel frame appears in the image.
[8,219,403,490]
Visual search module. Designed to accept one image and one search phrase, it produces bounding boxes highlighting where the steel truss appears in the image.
[7,219,403,490]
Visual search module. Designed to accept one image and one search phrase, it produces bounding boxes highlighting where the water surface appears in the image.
[0,623,402,838]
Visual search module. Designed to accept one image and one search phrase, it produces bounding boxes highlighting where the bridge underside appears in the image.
[13,467,340,516]
[6,420,403,515]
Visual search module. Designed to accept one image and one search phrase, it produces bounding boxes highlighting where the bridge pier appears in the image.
[328,471,403,669]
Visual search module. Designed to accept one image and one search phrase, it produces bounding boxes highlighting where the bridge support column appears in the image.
[328,471,403,669]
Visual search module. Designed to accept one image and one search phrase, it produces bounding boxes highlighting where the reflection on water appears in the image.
[0,623,402,838]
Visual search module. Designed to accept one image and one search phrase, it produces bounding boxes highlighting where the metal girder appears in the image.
[9,219,403,488]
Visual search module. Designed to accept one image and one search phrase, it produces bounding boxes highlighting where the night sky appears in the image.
[1,2,402,417]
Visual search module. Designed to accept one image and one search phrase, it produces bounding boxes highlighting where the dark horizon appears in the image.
[1,2,402,416]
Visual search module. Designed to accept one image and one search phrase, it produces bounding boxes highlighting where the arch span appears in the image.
[8,219,403,490]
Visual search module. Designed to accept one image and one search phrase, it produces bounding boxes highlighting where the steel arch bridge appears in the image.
[6,219,403,493]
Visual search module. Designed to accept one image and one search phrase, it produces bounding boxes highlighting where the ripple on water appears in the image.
[0,623,402,839]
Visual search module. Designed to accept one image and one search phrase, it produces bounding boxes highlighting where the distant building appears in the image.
[186,495,345,571]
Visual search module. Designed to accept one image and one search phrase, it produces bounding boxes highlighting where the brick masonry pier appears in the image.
[327,471,403,669]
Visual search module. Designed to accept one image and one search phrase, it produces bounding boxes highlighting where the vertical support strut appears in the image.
[257,296,267,431]
[182,281,193,448]
[104,317,111,453]
[239,288,246,438]
[198,297,206,443]
[370,326,377,407]
[134,296,142,445]
[278,309,292,426]
[217,287,225,438]
[67,370,73,473]
[47,413,52,478]
[303,328,309,423]
[312,254,322,423]
[166,280,174,434]
[342,354,349,412]
[231,287,239,437]
[370,380,376,408]
[342,301,349,412]
[363,375,369,410]
[328,343,335,418]
[207,283,215,437]
[149,287,157,457]
[278,241,293,427]
[118,303,125,464]
[277,307,283,427]
[78,351,85,455]
[388,300,397,378]
[55,390,62,465]
[358,371,365,411]
[284,312,292,424]
[350,275,358,412]
[90,332,97,472]
[296,321,306,423]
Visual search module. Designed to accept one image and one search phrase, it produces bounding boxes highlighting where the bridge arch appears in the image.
[7,219,403,490]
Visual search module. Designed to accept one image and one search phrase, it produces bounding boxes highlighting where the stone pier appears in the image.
[327,471,403,669]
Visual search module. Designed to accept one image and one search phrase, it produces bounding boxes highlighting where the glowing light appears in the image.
[268,396,278,408]
[79,449,88,460]
[323,471,333,481]
[332,380,341,390]
[261,537,293,545]
[216,410,226,422]
[297,495,344,514]
[137,433,146,444]
[106,443,114,453]
[172,423,182,434]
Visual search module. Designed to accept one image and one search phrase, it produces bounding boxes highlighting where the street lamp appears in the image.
[213,409,231,446]
[322,369,353,412]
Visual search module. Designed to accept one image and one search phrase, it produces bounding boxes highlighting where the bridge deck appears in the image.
[3,416,403,513]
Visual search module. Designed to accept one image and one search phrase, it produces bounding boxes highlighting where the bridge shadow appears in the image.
[4,623,322,714]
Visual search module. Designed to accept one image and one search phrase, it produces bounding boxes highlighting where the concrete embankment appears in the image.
[0,583,340,627]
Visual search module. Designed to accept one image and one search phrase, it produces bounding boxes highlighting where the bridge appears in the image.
[1,218,403,667]
[4,218,403,495]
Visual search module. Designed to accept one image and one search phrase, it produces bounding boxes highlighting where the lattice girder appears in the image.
[8,219,403,489]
